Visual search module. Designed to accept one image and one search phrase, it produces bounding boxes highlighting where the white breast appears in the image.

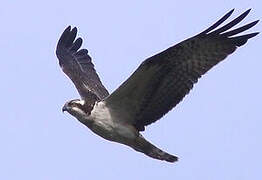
[90,101,112,123]
[88,101,137,143]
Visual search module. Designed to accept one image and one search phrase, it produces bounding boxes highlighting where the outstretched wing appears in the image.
[105,9,259,131]
[56,26,109,101]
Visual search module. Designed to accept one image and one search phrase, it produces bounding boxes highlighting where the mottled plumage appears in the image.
[56,9,259,163]
[56,27,109,100]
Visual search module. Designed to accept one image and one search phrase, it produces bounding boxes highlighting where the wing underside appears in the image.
[105,9,259,131]
[56,26,109,101]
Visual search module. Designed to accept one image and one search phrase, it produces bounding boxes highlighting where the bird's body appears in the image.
[65,99,178,162]
[56,9,259,163]
[63,99,137,143]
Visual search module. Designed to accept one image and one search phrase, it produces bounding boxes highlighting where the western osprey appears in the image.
[56,9,259,163]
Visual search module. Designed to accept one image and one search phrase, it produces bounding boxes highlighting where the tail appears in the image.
[132,135,178,163]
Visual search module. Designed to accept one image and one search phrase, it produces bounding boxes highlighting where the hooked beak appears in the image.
[62,104,68,113]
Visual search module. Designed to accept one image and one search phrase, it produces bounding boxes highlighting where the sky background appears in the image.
[0,0,261,179]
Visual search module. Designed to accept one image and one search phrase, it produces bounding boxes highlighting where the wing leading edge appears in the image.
[105,9,259,131]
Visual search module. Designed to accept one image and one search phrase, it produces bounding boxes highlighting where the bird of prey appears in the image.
[56,9,259,163]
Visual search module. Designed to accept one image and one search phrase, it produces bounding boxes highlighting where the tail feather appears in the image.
[133,135,178,163]
[146,145,178,163]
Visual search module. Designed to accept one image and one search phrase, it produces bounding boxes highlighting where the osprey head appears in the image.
[62,99,88,116]
[62,99,96,126]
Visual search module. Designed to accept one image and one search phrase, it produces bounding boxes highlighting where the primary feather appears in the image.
[105,9,259,131]
[56,26,109,101]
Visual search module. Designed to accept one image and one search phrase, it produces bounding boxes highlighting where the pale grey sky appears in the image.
[0,0,261,179]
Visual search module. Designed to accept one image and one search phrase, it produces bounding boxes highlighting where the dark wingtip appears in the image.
[63,26,71,35]
[225,8,235,17]
[222,20,260,37]
[57,26,72,45]
[246,8,252,14]
[66,25,71,30]
[240,8,252,19]
[229,8,235,14]
[249,32,260,37]
[56,26,81,59]
[210,8,253,35]
[200,9,235,35]
[242,8,252,20]
[251,20,260,26]
[240,8,252,20]
[62,26,72,36]
[71,27,77,34]
[231,32,259,46]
